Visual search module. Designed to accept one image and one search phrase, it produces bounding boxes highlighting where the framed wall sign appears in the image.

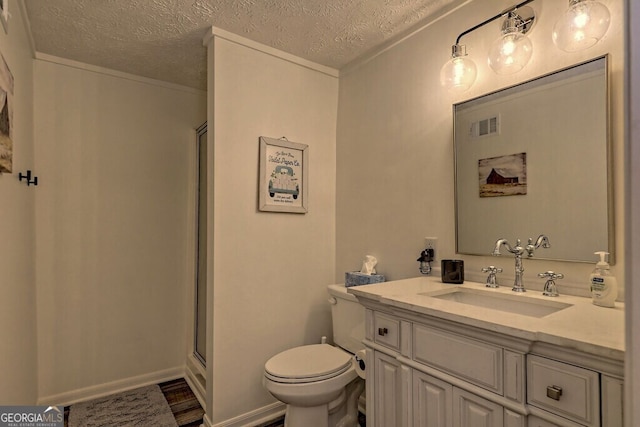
[259,136,308,213]
[0,52,13,173]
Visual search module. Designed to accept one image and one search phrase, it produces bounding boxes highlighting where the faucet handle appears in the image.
[538,271,564,280]
[482,266,503,288]
[538,271,563,297]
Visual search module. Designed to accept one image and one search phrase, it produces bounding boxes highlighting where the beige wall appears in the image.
[2,0,637,422]
[0,1,37,404]
[205,31,339,424]
[33,58,206,403]
[336,0,625,297]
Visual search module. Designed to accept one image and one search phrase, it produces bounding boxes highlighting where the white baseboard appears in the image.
[38,365,185,407]
[184,358,206,409]
[208,402,286,427]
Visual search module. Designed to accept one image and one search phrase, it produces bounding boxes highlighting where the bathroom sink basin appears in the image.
[421,288,572,318]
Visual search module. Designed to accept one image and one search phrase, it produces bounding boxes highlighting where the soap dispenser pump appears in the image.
[590,251,617,308]
[417,246,434,275]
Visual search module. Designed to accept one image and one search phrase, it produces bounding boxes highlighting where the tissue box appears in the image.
[345,271,385,287]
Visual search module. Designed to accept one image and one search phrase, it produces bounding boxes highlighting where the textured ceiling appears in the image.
[23,0,461,90]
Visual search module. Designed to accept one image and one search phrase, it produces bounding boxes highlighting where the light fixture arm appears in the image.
[453,0,535,45]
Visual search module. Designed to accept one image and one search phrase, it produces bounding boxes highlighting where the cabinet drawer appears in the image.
[373,312,400,351]
[527,415,561,427]
[413,324,503,394]
[527,355,599,426]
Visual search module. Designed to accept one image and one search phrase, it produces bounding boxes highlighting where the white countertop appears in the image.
[347,276,624,362]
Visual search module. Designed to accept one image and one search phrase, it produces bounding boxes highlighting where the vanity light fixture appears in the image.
[440,0,536,93]
[552,0,611,52]
[440,0,610,92]
[439,44,477,93]
[487,11,534,75]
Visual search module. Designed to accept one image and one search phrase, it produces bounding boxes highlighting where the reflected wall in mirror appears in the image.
[454,56,612,263]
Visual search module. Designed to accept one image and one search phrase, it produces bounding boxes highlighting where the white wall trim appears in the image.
[185,354,206,408]
[37,366,185,407]
[339,0,473,76]
[34,52,205,94]
[209,402,286,427]
[202,413,213,427]
[203,26,339,78]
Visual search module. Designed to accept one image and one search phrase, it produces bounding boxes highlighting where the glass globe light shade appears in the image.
[488,27,533,75]
[440,45,477,93]
[552,0,611,52]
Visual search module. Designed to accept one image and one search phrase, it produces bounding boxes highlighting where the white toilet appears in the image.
[263,284,366,427]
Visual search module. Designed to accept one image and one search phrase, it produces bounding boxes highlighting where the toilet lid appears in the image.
[265,344,352,383]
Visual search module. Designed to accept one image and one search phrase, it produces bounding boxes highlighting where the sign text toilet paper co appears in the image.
[258,136,308,214]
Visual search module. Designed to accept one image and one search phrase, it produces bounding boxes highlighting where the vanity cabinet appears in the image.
[413,370,523,427]
[527,355,600,426]
[600,375,624,426]
[373,350,404,426]
[363,306,623,427]
[413,371,453,427]
[453,387,504,427]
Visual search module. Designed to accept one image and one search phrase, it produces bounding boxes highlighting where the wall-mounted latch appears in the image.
[18,170,38,186]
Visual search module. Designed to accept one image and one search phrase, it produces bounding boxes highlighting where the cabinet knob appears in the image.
[378,327,388,336]
[546,385,563,401]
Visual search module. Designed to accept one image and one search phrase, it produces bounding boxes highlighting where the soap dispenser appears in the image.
[417,246,434,275]
[590,251,617,308]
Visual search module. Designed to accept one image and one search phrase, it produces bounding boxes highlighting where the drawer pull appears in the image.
[546,385,563,401]
[378,327,388,336]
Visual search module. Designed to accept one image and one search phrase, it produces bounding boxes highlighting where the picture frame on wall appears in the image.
[478,152,527,198]
[259,136,308,213]
[0,0,8,34]
[0,52,13,173]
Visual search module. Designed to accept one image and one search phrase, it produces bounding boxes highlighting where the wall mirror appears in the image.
[454,56,613,263]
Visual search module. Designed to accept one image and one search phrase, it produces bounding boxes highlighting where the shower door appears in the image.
[194,122,207,366]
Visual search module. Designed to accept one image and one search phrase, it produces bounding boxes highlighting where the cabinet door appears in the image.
[413,370,453,427]
[453,387,503,427]
[374,351,404,427]
[504,409,525,427]
[601,375,623,426]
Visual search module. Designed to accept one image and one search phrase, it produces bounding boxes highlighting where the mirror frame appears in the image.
[453,55,614,264]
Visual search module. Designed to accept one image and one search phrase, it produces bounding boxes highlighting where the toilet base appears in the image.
[283,378,363,427]
[285,404,329,427]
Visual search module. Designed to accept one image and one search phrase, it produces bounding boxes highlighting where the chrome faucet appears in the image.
[492,235,550,292]
[526,234,551,257]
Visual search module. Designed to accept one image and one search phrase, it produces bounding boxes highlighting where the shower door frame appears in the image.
[193,122,208,367]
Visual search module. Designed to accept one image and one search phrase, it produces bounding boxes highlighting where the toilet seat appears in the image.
[264,344,353,384]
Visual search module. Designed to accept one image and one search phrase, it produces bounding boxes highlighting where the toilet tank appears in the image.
[328,284,365,354]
